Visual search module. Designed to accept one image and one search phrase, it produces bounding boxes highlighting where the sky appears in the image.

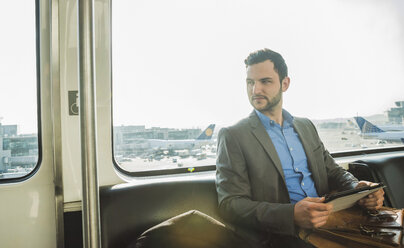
[1,0,404,133]
[112,0,404,129]
[0,1,36,133]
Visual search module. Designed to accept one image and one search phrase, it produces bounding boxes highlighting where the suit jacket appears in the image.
[215,111,358,239]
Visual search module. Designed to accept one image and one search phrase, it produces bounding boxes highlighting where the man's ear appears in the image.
[281,77,290,92]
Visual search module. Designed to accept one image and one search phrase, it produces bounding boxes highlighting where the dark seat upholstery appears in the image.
[99,176,220,248]
[99,154,404,248]
[348,155,404,208]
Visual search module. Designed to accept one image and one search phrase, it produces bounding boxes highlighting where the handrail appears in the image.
[78,0,101,247]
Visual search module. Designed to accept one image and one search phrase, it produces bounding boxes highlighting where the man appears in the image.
[215,48,384,248]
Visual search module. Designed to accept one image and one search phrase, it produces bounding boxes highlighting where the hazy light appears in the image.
[112,0,404,129]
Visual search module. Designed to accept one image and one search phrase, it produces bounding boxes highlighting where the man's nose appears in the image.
[252,82,262,94]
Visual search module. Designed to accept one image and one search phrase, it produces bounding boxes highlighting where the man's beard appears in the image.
[252,87,282,113]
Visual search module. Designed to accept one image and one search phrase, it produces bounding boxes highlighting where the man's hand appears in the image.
[356,181,384,210]
[294,197,333,229]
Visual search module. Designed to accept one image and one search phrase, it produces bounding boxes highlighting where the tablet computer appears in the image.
[324,183,385,212]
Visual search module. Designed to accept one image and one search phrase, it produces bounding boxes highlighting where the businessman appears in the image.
[215,48,384,247]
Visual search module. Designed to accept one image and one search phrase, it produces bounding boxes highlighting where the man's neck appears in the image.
[261,107,283,126]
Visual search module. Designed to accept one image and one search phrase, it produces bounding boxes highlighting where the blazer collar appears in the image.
[248,111,285,180]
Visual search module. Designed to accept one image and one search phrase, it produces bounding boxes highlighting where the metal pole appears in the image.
[50,0,65,247]
[78,0,101,247]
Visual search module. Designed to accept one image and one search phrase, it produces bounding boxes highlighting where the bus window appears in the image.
[112,0,404,175]
[0,1,38,181]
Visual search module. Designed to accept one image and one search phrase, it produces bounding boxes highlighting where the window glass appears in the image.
[112,0,404,173]
[0,1,38,180]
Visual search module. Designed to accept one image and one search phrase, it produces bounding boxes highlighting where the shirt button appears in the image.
[295,168,299,172]
[301,182,304,186]
[290,147,293,151]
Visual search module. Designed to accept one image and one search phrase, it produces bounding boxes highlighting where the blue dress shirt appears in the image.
[255,109,319,203]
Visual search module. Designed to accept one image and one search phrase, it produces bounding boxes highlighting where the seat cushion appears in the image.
[349,156,404,208]
[131,210,252,248]
[100,178,221,248]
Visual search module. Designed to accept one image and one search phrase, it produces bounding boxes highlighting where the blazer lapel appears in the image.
[293,119,321,189]
[249,111,285,181]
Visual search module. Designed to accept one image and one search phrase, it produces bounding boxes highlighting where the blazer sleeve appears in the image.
[215,127,297,236]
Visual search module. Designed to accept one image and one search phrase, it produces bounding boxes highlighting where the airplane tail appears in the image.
[196,124,215,140]
[353,117,385,133]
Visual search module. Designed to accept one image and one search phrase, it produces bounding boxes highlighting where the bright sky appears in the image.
[1,0,404,133]
[112,0,404,129]
[0,1,36,134]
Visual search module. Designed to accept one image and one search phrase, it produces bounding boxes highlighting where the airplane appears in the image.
[354,117,404,132]
[353,117,404,142]
[147,124,216,150]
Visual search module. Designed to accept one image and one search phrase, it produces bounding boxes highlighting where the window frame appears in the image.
[0,0,42,184]
[109,0,404,177]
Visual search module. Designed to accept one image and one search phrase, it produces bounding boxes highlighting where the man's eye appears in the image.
[247,80,254,85]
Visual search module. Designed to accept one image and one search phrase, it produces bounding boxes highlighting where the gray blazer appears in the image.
[216,111,358,238]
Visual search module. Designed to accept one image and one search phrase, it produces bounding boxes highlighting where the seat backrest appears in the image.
[99,176,219,248]
[349,155,404,208]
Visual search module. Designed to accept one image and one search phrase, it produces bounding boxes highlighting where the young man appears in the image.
[215,48,384,248]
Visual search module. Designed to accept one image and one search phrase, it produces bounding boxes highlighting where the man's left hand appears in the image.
[356,181,384,210]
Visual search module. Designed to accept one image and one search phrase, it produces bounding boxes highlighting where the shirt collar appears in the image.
[255,109,294,129]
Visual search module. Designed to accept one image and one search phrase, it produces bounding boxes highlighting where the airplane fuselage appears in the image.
[361,131,404,142]
[148,139,212,150]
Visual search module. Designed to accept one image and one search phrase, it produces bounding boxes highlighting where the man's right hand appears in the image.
[294,197,333,229]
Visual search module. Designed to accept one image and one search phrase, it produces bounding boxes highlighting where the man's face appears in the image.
[246,60,289,114]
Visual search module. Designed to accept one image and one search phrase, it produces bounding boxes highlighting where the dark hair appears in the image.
[244,48,288,82]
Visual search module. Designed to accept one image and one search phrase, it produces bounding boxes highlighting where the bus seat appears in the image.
[348,155,404,208]
[99,177,220,248]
